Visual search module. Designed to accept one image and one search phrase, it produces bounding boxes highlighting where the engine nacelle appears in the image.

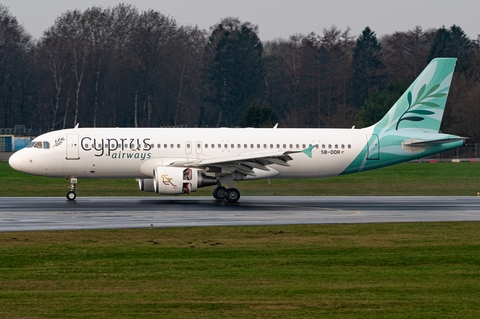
[153,167,199,195]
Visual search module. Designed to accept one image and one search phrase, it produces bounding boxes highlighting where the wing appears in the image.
[169,145,317,176]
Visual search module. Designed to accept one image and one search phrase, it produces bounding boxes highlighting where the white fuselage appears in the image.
[9,127,375,179]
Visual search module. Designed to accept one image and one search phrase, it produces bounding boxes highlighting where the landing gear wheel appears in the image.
[226,188,240,203]
[213,186,228,200]
[67,177,78,201]
[66,191,76,201]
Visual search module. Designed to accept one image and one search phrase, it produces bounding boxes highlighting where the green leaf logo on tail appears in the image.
[395,86,444,130]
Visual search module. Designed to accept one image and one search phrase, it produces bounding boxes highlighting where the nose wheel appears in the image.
[66,177,77,201]
[66,191,76,201]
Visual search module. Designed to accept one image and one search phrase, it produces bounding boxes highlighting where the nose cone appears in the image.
[8,151,23,172]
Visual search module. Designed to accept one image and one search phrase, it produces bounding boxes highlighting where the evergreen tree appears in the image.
[205,18,265,127]
[350,27,385,108]
[240,103,277,127]
[428,25,475,71]
[358,80,407,127]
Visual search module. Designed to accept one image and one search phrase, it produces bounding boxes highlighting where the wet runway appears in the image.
[0,196,479,231]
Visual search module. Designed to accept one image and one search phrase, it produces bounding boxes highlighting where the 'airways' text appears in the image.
[110,152,151,160]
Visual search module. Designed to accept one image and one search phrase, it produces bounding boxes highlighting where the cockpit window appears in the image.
[26,141,50,149]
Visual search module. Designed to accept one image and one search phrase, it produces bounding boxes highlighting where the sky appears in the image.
[2,0,479,41]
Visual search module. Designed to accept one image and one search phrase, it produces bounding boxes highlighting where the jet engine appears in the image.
[138,167,216,194]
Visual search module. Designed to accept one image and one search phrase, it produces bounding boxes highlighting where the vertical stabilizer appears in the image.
[374,58,456,133]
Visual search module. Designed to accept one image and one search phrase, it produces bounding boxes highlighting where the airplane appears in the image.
[9,58,465,203]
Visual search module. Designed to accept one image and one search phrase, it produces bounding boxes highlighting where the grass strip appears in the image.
[1,223,480,318]
[1,161,480,197]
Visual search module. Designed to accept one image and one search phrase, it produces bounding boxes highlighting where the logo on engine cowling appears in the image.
[161,174,177,187]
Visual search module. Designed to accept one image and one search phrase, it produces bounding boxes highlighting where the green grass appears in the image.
[1,161,480,197]
[1,223,480,318]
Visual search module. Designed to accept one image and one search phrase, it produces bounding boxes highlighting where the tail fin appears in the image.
[374,58,456,133]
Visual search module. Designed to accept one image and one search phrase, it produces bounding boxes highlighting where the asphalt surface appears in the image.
[1,196,479,231]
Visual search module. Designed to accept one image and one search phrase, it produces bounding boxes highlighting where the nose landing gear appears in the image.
[66,177,77,201]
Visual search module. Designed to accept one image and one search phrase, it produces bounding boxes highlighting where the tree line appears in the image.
[1,4,479,141]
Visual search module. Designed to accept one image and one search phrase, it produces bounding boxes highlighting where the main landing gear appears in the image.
[66,177,77,201]
[212,186,241,203]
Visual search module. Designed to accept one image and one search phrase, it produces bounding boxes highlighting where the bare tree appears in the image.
[37,28,70,130]
[0,4,33,128]
[82,7,114,127]
[55,10,88,127]
[381,26,435,82]
[129,10,178,126]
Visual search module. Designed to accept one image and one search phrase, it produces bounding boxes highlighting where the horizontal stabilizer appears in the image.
[403,137,467,147]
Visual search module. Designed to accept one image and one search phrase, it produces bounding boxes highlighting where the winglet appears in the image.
[301,145,316,158]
